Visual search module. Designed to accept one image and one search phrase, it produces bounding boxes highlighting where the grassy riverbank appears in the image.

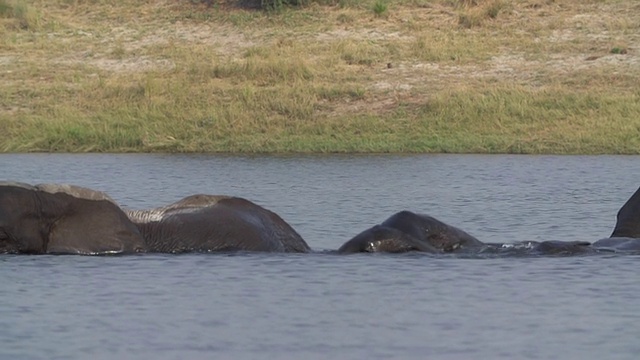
[1,0,639,153]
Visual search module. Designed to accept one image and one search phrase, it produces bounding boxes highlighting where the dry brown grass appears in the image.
[1,0,639,153]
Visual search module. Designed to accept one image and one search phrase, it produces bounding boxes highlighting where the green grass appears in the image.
[1,0,639,153]
[372,0,388,17]
[0,0,43,30]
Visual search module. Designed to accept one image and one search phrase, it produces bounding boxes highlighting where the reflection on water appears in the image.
[1,154,639,360]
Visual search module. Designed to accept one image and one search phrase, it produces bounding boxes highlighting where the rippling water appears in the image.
[1,154,639,359]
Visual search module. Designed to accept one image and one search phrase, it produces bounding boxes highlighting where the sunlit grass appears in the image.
[1,0,639,153]
[0,0,43,30]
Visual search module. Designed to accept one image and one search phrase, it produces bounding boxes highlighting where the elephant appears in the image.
[338,210,484,254]
[0,182,146,255]
[125,194,311,253]
[3,179,637,256]
[483,186,640,255]
[339,185,640,256]
[337,211,598,256]
[591,185,640,252]
[483,240,595,256]
[338,224,440,253]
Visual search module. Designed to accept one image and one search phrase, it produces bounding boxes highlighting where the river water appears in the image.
[1,154,638,359]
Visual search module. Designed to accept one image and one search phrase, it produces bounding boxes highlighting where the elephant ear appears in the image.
[611,186,640,238]
[37,185,146,255]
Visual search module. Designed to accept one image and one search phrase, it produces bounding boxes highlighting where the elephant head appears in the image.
[338,224,440,253]
[380,211,484,252]
[338,211,483,254]
[0,182,146,254]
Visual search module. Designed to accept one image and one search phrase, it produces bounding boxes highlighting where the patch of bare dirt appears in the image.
[54,22,257,74]
[89,57,176,73]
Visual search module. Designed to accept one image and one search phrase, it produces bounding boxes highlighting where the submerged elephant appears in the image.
[337,224,440,253]
[339,185,640,255]
[1,182,309,255]
[0,182,145,255]
[338,211,596,256]
[338,211,484,254]
[126,194,310,253]
[493,186,639,255]
[591,185,640,252]
[479,240,595,256]
[337,209,610,256]
[4,179,638,256]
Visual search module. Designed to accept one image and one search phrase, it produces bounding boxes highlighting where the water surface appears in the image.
[1,154,638,359]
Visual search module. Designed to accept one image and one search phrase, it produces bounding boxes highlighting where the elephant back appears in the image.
[36,183,118,204]
[216,197,310,253]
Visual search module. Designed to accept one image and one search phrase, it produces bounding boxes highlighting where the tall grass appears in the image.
[0,0,42,30]
[1,0,639,153]
[457,0,507,28]
[372,0,388,17]
[4,78,638,153]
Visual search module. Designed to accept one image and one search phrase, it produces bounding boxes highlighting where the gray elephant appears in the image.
[338,209,602,256]
[478,240,595,256]
[483,186,640,255]
[0,182,145,255]
[126,194,310,253]
[339,185,640,256]
[591,185,640,252]
[338,210,484,254]
[337,224,440,253]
